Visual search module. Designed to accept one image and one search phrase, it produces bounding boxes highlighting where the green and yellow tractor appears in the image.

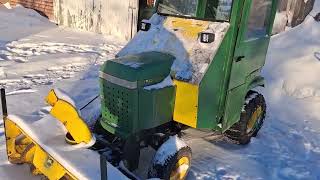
[97,0,277,178]
[1,0,278,179]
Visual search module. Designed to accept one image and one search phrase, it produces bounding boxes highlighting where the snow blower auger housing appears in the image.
[1,88,129,180]
[97,0,277,179]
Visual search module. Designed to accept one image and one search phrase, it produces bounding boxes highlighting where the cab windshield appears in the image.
[157,0,233,22]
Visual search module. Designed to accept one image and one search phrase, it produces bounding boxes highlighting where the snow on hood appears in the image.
[118,14,229,84]
[144,76,174,90]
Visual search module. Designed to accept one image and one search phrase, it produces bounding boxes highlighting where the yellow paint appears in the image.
[170,156,190,180]
[5,119,23,163]
[173,80,199,128]
[46,89,58,106]
[46,89,93,144]
[33,146,67,180]
[4,118,76,180]
[164,17,209,39]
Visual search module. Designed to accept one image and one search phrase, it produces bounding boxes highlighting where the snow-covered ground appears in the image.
[0,3,123,94]
[0,2,320,180]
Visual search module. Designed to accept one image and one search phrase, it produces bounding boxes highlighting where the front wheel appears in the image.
[224,91,266,145]
[148,136,192,180]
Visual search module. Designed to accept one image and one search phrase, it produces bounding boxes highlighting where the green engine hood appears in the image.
[100,51,175,87]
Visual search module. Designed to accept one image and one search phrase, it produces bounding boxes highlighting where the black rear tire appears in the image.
[224,91,266,145]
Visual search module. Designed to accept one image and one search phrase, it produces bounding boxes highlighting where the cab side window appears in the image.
[246,0,272,39]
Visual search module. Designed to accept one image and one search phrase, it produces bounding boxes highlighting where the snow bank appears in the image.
[118,14,229,84]
[0,4,56,42]
[264,15,320,101]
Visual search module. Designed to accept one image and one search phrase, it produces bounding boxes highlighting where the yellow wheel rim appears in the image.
[170,157,190,180]
[247,106,263,133]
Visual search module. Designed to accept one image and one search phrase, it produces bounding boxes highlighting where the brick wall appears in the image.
[0,0,9,4]
[10,0,53,19]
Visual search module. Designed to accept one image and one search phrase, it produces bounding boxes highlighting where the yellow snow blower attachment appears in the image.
[1,88,128,180]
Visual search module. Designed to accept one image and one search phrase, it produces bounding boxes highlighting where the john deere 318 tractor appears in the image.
[1,0,278,179]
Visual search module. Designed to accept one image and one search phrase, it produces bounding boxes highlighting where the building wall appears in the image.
[13,0,310,39]
[10,0,54,19]
[273,0,315,34]
[53,0,139,41]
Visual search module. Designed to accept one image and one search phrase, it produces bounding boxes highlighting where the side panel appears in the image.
[139,86,175,130]
[223,70,264,131]
[222,83,247,130]
[197,31,231,129]
[197,0,244,129]
[228,38,270,89]
[173,80,199,128]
